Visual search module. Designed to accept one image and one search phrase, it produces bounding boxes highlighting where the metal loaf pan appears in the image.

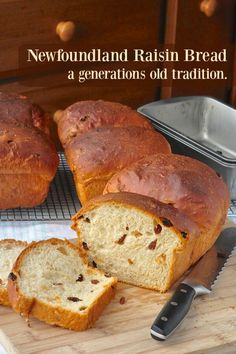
[138,97,236,199]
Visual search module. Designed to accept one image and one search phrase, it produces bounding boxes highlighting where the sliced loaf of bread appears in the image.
[104,154,230,264]
[0,239,27,306]
[7,238,117,331]
[72,193,200,292]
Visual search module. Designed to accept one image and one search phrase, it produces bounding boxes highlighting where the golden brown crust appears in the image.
[0,289,10,306]
[64,126,170,203]
[72,192,200,238]
[65,126,171,182]
[0,239,28,247]
[57,100,154,146]
[0,123,58,179]
[0,92,58,209]
[0,174,51,209]
[7,238,117,331]
[0,239,28,306]
[74,179,109,206]
[0,92,49,135]
[104,153,230,232]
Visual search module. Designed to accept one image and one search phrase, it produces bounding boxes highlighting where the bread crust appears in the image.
[65,126,171,203]
[57,100,154,146]
[0,174,52,209]
[74,178,110,206]
[104,154,230,229]
[0,123,58,178]
[0,239,27,306]
[0,92,59,209]
[7,238,117,331]
[0,92,49,135]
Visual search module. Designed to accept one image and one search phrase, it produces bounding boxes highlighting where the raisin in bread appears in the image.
[64,126,171,204]
[72,193,199,292]
[8,238,117,331]
[104,154,230,262]
[57,100,154,146]
[0,239,27,306]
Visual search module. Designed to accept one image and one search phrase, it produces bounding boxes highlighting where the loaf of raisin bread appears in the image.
[57,100,154,146]
[64,126,171,204]
[0,92,59,209]
[8,238,117,331]
[0,92,49,135]
[72,192,200,292]
[104,154,230,262]
[0,239,27,306]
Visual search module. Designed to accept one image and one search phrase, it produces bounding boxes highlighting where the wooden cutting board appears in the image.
[0,225,236,354]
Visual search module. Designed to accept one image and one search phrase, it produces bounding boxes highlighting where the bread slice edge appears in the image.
[0,239,28,306]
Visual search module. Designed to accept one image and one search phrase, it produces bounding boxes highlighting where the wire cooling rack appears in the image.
[0,154,81,221]
[0,153,235,222]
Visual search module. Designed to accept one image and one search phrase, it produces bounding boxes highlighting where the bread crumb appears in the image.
[132,230,142,237]
[156,254,166,265]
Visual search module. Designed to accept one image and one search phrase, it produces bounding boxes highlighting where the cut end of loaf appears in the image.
[73,197,193,292]
[7,238,117,331]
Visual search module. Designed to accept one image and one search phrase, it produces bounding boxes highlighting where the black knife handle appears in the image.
[150,283,196,341]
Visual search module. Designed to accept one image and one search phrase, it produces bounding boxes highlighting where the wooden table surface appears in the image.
[0,222,235,354]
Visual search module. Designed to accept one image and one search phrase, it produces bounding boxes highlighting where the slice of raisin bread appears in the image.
[7,238,117,331]
[72,193,200,292]
[0,239,27,306]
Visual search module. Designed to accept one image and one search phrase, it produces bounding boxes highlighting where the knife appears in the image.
[150,227,236,341]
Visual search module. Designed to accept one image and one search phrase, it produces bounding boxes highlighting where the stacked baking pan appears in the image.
[138,96,236,199]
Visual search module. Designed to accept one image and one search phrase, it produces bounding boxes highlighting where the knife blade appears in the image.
[150,227,236,341]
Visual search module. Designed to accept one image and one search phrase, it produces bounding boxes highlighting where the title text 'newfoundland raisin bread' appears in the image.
[8,238,117,331]
[104,154,230,264]
[64,126,171,204]
[72,192,200,292]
